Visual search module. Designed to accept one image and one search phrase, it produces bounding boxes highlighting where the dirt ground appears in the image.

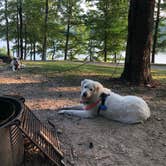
[0,66,166,166]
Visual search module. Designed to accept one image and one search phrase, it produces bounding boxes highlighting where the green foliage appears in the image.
[155,0,166,52]
[0,47,7,56]
[0,0,128,61]
[85,0,128,62]
[158,19,166,51]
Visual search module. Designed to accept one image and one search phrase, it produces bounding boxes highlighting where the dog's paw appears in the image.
[58,110,67,114]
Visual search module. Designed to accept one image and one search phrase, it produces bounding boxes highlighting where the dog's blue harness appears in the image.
[97,93,110,115]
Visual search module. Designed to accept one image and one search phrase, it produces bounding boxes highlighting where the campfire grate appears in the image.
[18,105,64,166]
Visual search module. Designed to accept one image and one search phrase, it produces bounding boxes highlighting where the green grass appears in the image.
[23,61,166,83]
[151,69,166,83]
[23,61,123,77]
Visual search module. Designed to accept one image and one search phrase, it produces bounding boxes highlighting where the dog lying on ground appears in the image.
[58,79,151,124]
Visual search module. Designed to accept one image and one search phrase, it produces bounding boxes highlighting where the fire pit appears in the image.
[0,96,24,166]
[0,96,64,166]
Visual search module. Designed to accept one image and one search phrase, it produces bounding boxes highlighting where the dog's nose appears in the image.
[83,92,87,97]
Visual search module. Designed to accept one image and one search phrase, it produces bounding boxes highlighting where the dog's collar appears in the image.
[84,99,101,110]
[80,93,110,111]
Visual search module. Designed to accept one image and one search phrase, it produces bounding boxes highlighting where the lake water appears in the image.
[0,40,166,64]
[155,52,166,64]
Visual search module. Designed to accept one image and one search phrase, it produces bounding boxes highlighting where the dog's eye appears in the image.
[90,88,93,91]
[84,86,87,88]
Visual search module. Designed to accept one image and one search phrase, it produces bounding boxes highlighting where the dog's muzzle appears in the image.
[82,92,87,98]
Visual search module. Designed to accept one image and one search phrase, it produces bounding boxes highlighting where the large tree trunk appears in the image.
[120,0,155,85]
[5,0,10,57]
[42,0,48,61]
[151,0,161,63]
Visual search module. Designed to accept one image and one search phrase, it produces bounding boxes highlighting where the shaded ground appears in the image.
[0,65,166,166]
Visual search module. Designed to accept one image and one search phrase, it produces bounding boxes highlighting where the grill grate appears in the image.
[9,125,24,165]
[18,105,64,166]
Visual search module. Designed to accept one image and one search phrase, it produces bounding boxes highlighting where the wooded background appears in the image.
[0,0,165,62]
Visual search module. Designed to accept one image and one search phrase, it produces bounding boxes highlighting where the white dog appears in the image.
[59,79,151,124]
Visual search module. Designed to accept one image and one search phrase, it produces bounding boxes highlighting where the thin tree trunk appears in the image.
[52,42,56,60]
[88,40,93,61]
[42,0,49,61]
[114,52,117,63]
[120,0,155,85]
[64,2,71,60]
[5,0,10,57]
[33,42,36,61]
[16,1,20,58]
[104,33,107,62]
[151,0,161,63]
[64,17,70,60]
[30,43,33,60]
[18,0,23,60]
[103,2,108,62]
[24,23,27,60]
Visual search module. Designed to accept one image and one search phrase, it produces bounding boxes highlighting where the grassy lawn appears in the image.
[23,61,123,77]
[23,61,166,83]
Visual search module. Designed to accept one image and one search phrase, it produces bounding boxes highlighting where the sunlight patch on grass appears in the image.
[152,69,166,83]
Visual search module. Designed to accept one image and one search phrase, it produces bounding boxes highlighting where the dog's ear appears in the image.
[94,82,111,95]
[94,81,103,92]
[81,79,88,88]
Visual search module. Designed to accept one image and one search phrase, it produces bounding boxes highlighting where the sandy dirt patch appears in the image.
[0,67,166,166]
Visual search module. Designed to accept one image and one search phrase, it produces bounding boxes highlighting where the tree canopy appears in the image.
[0,0,128,61]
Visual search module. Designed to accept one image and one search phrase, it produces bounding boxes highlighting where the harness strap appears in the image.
[97,93,110,115]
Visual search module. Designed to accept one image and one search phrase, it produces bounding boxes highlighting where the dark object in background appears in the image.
[89,142,94,149]
[0,55,12,63]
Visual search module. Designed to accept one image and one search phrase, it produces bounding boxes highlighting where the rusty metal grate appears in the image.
[18,105,64,166]
[9,125,24,165]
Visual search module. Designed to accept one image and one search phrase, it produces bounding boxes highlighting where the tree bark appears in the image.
[5,0,10,57]
[114,52,117,63]
[16,1,20,58]
[88,40,93,61]
[151,0,161,63]
[103,2,108,62]
[64,1,72,60]
[18,0,23,60]
[24,23,27,60]
[42,0,49,61]
[33,42,36,61]
[104,32,107,62]
[30,43,33,60]
[120,0,155,85]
